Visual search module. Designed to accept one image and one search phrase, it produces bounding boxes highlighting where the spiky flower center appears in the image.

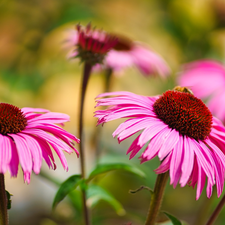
[0,103,27,135]
[113,36,133,51]
[76,24,118,65]
[153,90,212,140]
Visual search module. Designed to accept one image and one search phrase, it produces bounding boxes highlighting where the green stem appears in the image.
[193,191,214,225]
[145,172,169,225]
[79,62,92,225]
[92,67,113,164]
[0,174,8,225]
[104,67,113,93]
[205,193,225,225]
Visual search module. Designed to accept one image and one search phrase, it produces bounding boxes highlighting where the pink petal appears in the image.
[158,128,179,160]
[180,136,194,187]
[169,135,183,188]
[18,133,42,174]
[8,134,32,183]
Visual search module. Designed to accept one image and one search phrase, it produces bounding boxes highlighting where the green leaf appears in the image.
[52,175,82,209]
[87,184,125,216]
[88,163,145,181]
[5,190,12,210]
[163,212,182,225]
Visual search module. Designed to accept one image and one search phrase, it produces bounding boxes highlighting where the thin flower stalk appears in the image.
[79,62,92,225]
[0,174,8,225]
[74,24,117,225]
[205,194,225,225]
[145,172,169,225]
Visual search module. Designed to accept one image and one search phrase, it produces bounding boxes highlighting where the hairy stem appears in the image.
[145,172,169,225]
[0,174,8,225]
[79,62,92,225]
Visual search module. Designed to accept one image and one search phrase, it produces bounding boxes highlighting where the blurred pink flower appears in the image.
[66,27,170,77]
[178,60,225,124]
[94,88,225,199]
[104,36,170,77]
[69,23,118,65]
[0,103,79,183]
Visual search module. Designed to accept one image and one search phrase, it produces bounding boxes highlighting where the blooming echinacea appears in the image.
[67,27,170,77]
[71,23,118,65]
[178,60,225,124]
[103,35,170,77]
[0,103,79,183]
[94,87,225,199]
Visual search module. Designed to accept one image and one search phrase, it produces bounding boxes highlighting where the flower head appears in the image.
[104,35,170,77]
[71,23,118,65]
[178,60,225,124]
[94,87,225,199]
[0,104,80,183]
[66,28,170,77]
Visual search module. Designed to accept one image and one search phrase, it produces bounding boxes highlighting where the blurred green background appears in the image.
[1,0,225,224]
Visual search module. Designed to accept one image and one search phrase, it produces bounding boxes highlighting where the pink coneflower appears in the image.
[67,28,170,77]
[70,23,118,65]
[0,103,79,183]
[104,35,170,77]
[178,60,225,124]
[94,87,225,199]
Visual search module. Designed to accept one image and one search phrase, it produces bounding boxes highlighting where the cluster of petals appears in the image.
[94,91,225,199]
[178,60,225,124]
[1,107,79,183]
[104,41,171,77]
[76,23,118,54]
[66,26,170,77]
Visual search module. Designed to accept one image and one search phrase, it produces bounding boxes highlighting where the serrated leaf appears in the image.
[87,184,125,216]
[88,163,145,181]
[163,212,182,225]
[52,175,82,209]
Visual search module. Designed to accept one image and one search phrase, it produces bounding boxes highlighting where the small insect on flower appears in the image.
[0,104,80,183]
[94,87,225,199]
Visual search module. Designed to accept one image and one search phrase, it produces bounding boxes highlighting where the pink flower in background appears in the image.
[69,23,118,65]
[66,27,170,77]
[0,103,80,183]
[94,87,225,199]
[178,60,225,124]
[104,35,170,77]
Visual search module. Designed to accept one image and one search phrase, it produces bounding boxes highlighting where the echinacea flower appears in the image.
[70,23,118,65]
[94,87,225,199]
[178,60,225,124]
[66,27,170,77]
[103,35,170,77]
[0,103,79,183]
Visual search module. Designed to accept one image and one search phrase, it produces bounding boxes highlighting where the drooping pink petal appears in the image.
[8,134,32,183]
[0,135,12,174]
[142,127,171,161]
[154,152,172,174]
[180,136,194,187]
[169,135,183,188]
[17,133,42,174]
[158,128,179,160]
[8,137,19,177]
[196,163,206,200]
